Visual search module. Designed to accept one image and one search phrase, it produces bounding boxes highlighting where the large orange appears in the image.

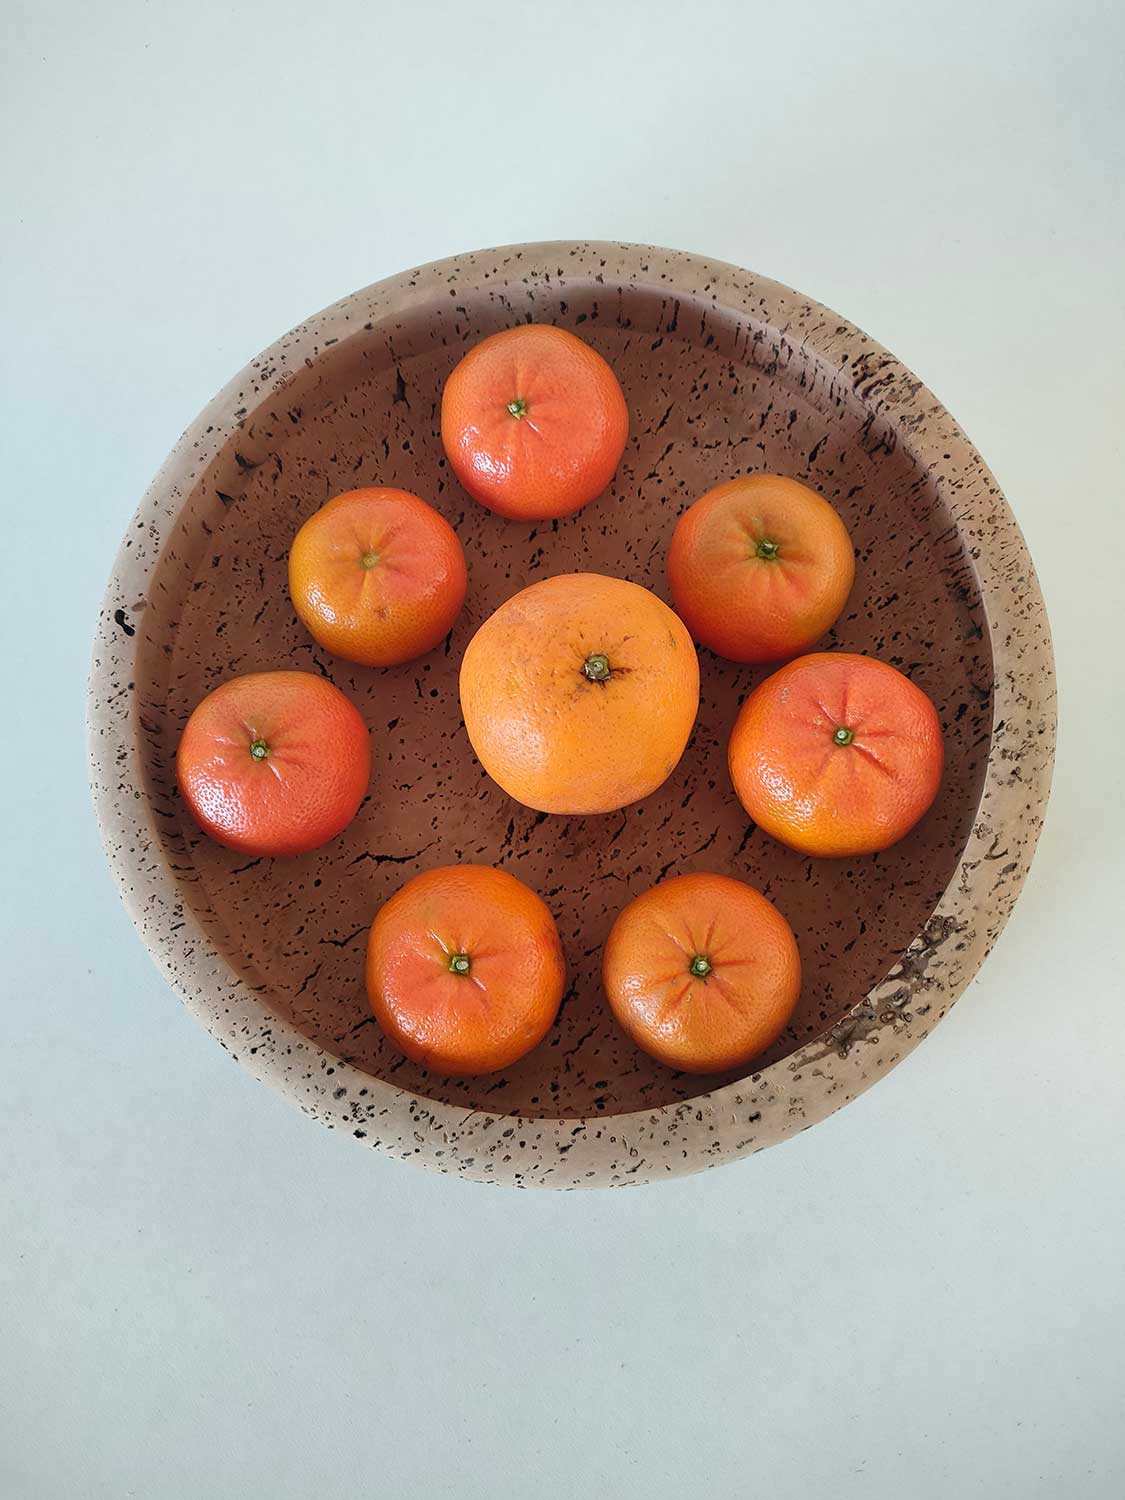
[288,487,466,667]
[177,671,370,856]
[729,652,944,857]
[440,324,628,520]
[459,573,699,815]
[602,874,801,1074]
[668,474,855,663]
[366,865,566,1075]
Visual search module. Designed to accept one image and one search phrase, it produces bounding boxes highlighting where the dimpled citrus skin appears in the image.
[602,874,801,1074]
[728,652,944,858]
[440,324,629,521]
[668,474,855,663]
[366,865,566,1076]
[288,487,467,667]
[459,573,700,815]
[176,671,371,856]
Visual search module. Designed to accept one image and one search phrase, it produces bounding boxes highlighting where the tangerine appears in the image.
[288,487,466,668]
[728,651,944,857]
[366,865,566,1075]
[668,474,855,663]
[441,324,628,520]
[459,573,699,815]
[602,873,801,1073]
[177,671,370,856]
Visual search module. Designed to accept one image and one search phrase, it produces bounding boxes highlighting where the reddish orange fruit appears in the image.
[668,474,855,663]
[288,487,466,667]
[602,873,801,1074]
[459,573,699,815]
[728,652,944,857]
[177,671,370,856]
[366,865,566,1075]
[440,324,628,520]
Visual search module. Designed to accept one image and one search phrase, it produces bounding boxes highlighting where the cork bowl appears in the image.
[88,242,1055,1187]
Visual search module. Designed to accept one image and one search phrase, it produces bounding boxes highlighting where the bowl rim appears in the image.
[87,239,1056,1187]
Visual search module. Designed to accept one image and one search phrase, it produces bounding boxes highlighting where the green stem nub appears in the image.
[449,953,471,976]
[833,726,854,746]
[360,550,380,570]
[756,538,781,561]
[249,739,270,761]
[507,398,528,420]
[583,652,611,683]
[689,955,712,979]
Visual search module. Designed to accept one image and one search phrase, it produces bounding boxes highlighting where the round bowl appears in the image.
[88,242,1055,1187]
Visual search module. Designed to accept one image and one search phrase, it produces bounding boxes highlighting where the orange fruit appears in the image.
[365,865,566,1075]
[459,573,699,815]
[728,651,944,857]
[288,487,466,667]
[440,324,628,520]
[177,671,370,856]
[602,873,801,1073]
[668,474,855,663]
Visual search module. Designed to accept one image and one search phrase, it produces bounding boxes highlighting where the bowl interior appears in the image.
[132,276,991,1119]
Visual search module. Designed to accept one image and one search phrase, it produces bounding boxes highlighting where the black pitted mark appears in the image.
[231,856,264,875]
[319,925,368,948]
[113,608,135,637]
[351,839,437,867]
[735,822,757,856]
[234,452,259,471]
[643,442,675,481]
[296,963,322,996]
[808,434,828,465]
[216,491,238,506]
[393,368,410,406]
[562,1026,597,1058]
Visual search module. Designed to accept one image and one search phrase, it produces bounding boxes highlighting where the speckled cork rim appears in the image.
[87,242,1055,1188]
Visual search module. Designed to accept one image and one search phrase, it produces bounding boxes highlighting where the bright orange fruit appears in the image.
[728,651,944,857]
[440,324,628,520]
[288,487,466,667]
[668,474,855,663]
[366,865,566,1075]
[176,671,370,856]
[459,573,699,815]
[602,873,801,1073]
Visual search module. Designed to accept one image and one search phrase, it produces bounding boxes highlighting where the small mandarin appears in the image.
[176,671,370,856]
[366,865,566,1075]
[602,874,801,1073]
[728,651,944,857]
[288,487,466,668]
[668,474,855,663]
[441,324,628,520]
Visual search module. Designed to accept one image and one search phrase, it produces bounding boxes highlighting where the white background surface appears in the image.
[3,2,1123,1496]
